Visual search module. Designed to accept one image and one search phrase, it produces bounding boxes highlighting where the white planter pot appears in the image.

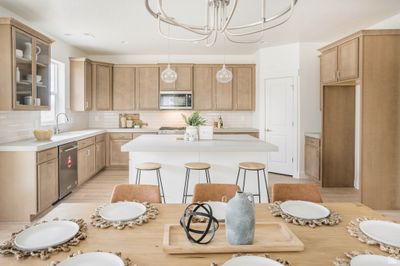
[184,126,199,142]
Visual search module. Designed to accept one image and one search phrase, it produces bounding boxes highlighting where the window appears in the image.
[41,59,65,125]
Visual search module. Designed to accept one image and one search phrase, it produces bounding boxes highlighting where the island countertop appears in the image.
[122,134,278,153]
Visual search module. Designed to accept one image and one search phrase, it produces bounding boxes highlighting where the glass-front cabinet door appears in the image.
[35,39,50,109]
[13,28,34,109]
[12,28,51,110]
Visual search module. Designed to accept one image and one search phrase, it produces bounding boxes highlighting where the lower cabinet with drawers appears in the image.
[37,148,59,213]
[77,135,106,185]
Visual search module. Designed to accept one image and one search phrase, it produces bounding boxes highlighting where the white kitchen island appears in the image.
[122,134,278,203]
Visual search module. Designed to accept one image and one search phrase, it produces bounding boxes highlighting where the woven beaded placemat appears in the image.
[49,250,134,266]
[269,201,342,228]
[333,250,400,265]
[211,253,291,266]
[0,218,87,260]
[91,202,159,230]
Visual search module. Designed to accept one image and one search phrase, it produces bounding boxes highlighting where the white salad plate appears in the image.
[280,200,330,220]
[14,221,79,251]
[99,201,146,222]
[58,252,125,266]
[222,256,283,266]
[206,201,227,221]
[350,254,400,266]
[359,220,400,248]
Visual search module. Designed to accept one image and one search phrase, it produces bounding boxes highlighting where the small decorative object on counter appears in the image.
[180,203,219,244]
[182,111,207,142]
[225,191,255,245]
[120,114,127,128]
[126,119,133,128]
[218,116,224,128]
[33,129,54,141]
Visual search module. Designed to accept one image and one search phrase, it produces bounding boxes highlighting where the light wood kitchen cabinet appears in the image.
[213,66,233,110]
[136,66,159,110]
[93,63,113,110]
[77,140,95,185]
[233,66,254,110]
[95,138,106,173]
[37,157,58,212]
[305,136,320,181]
[159,64,193,91]
[320,38,359,84]
[0,18,53,111]
[70,58,92,111]
[113,66,135,110]
[193,66,213,110]
[338,38,359,81]
[107,133,133,167]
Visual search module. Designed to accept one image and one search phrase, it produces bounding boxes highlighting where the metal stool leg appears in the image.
[205,169,211,183]
[182,168,189,203]
[262,169,270,203]
[135,169,139,184]
[235,168,241,186]
[137,170,142,184]
[156,169,166,204]
[257,170,261,203]
[242,170,247,191]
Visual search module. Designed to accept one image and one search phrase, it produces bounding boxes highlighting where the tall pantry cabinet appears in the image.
[319,30,400,210]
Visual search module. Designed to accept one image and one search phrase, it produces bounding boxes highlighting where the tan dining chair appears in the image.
[271,183,323,203]
[110,184,161,203]
[192,183,240,203]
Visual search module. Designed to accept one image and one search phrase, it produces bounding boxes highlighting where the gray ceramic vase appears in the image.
[225,191,255,245]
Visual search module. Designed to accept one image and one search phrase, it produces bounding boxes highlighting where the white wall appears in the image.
[368,12,400,29]
[256,42,324,177]
[0,6,89,143]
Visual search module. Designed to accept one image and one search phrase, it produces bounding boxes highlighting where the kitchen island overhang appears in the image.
[122,134,278,203]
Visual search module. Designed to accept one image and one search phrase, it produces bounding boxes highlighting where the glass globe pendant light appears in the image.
[161,25,177,84]
[216,36,233,84]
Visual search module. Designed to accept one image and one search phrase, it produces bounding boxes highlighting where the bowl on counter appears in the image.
[33,129,53,141]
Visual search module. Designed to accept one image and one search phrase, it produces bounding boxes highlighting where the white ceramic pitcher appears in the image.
[23,42,41,60]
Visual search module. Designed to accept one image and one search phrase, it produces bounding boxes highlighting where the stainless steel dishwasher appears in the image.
[59,142,78,199]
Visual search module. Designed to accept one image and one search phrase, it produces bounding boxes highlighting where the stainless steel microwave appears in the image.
[160,91,192,110]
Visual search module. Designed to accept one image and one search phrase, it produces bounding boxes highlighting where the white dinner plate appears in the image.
[14,221,79,251]
[280,200,330,220]
[359,220,400,248]
[58,252,125,266]
[206,201,227,221]
[99,202,146,222]
[222,256,283,266]
[350,254,400,266]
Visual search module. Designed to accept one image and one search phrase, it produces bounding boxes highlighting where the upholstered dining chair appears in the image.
[192,183,240,203]
[271,183,323,203]
[110,184,161,203]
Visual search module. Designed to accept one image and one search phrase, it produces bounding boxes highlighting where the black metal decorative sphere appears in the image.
[180,203,219,244]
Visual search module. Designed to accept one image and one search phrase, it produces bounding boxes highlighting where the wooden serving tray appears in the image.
[163,222,304,254]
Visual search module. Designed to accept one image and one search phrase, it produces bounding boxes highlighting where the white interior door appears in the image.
[265,77,295,176]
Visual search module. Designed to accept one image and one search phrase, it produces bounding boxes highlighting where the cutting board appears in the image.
[163,222,304,254]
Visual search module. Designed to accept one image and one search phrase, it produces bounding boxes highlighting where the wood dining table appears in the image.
[0,202,391,266]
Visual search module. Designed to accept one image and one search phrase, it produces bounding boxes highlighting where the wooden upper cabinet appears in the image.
[0,18,53,111]
[136,66,159,110]
[159,64,193,91]
[213,66,233,110]
[320,37,359,84]
[233,66,254,110]
[70,58,92,111]
[193,66,213,110]
[338,38,359,81]
[113,66,135,110]
[93,63,112,110]
[320,47,338,84]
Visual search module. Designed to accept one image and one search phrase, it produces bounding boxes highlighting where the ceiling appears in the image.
[1,0,400,55]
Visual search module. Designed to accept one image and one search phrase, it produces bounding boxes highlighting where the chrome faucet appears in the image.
[55,112,70,134]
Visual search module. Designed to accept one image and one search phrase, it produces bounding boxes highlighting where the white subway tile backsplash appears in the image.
[89,111,255,129]
[0,111,89,144]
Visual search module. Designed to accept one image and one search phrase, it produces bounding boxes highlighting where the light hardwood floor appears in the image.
[62,169,400,221]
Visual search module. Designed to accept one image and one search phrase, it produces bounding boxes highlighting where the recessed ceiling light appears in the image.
[64,33,73,36]
[121,40,129,45]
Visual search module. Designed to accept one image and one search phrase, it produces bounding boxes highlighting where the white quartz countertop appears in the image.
[0,128,260,152]
[305,133,321,139]
[122,134,278,153]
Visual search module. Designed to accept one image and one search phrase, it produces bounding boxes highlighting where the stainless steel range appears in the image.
[158,126,185,135]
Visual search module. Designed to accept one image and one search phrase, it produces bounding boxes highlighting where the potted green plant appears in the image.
[182,112,207,141]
